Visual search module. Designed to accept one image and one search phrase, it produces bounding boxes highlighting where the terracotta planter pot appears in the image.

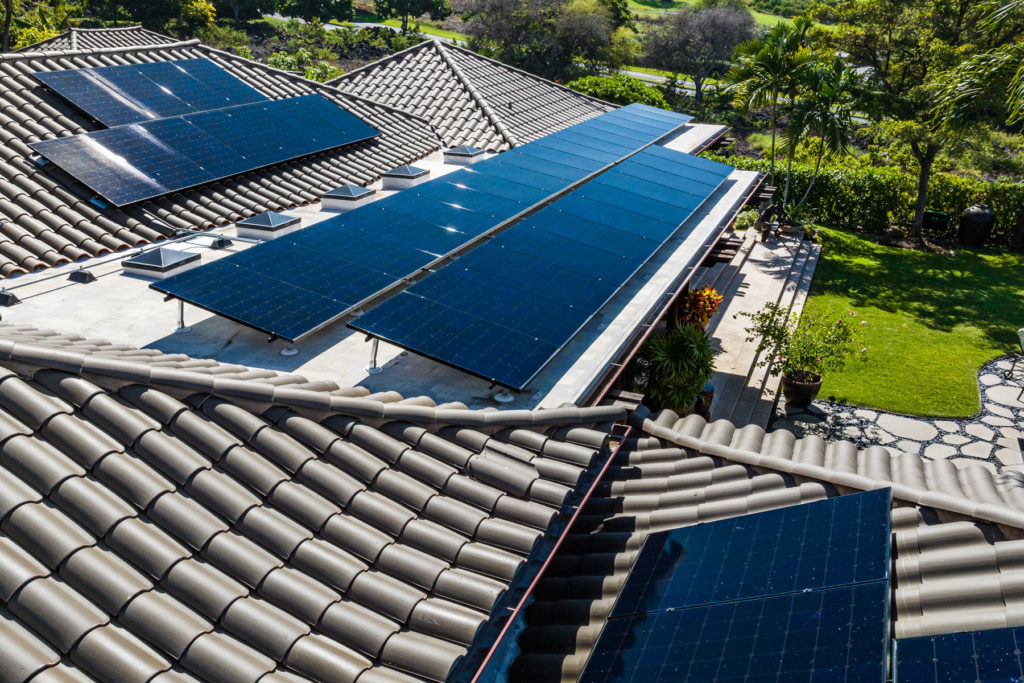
[781,372,822,408]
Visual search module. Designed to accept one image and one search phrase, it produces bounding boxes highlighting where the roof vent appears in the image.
[443,145,485,166]
[235,211,301,240]
[382,164,430,190]
[322,184,375,211]
[122,248,201,279]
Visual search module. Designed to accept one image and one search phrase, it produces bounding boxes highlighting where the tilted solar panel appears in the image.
[896,626,1024,682]
[33,58,268,127]
[581,582,890,683]
[151,104,696,342]
[30,94,380,206]
[350,146,734,390]
[580,490,893,683]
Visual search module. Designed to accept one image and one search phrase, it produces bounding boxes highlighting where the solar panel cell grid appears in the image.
[353,143,733,389]
[155,103,698,345]
[611,487,892,617]
[895,627,1024,682]
[580,582,889,683]
[31,94,380,206]
[34,58,268,126]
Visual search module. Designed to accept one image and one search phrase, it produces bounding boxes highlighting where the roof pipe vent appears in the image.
[382,164,430,190]
[235,211,301,240]
[322,184,375,211]
[443,145,485,166]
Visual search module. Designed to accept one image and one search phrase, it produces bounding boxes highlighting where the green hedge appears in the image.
[704,154,1024,243]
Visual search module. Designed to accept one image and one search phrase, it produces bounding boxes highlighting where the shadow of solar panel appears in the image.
[34,58,267,127]
[895,627,1024,682]
[581,581,890,683]
[31,94,379,206]
[352,145,732,390]
[612,488,892,618]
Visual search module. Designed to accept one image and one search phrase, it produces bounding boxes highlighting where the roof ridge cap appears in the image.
[3,37,200,60]
[0,338,625,427]
[641,416,1024,531]
[433,40,519,148]
[442,41,617,110]
[326,38,434,84]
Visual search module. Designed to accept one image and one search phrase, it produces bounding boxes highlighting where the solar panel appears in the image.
[581,581,890,683]
[579,490,893,683]
[152,103,696,342]
[895,627,1024,682]
[31,94,380,206]
[350,146,733,390]
[612,487,892,617]
[34,58,268,127]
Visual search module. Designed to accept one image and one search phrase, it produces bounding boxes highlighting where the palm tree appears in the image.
[726,16,814,187]
[934,0,1024,132]
[782,56,859,211]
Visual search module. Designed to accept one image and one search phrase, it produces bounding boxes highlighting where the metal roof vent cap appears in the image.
[382,164,430,190]
[236,211,301,240]
[322,184,375,211]
[443,145,485,166]
[122,247,201,280]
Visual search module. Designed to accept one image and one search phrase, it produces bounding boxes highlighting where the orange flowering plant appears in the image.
[680,286,724,328]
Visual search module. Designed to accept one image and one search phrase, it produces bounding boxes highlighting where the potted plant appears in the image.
[680,286,725,331]
[741,303,865,408]
[633,322,718,414]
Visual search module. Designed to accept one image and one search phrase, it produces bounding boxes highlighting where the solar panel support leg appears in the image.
[366,337,384,374]
[174,300,191,334]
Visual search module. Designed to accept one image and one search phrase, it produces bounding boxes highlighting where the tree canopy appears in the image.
[373,0,450,34]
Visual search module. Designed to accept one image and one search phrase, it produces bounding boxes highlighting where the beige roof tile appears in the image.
[330,40,613,152]
[0,331,622,681]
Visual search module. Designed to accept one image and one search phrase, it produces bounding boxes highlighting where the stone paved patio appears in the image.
[770,356,1024,473]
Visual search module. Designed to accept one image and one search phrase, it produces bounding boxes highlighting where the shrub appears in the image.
[741,304,866,383]
[733,208,759,230]
[566,74,670,109]
[704,153,1024,243]
[633,323,717,412]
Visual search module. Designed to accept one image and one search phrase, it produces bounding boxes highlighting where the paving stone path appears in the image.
[769,357,1024,474]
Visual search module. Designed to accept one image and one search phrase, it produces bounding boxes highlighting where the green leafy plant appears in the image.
[702,153,1024,244]
[633,322,718,412]
[741,303,865,382]
[567,74,671,109]
[733,208,759,230]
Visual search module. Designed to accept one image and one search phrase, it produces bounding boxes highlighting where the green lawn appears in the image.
[626,0,793,26]
[803,227,1024,417]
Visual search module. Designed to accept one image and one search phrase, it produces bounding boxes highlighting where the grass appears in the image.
[801,227,1024,417]
[336,15,468,41]
[626,0,793,26]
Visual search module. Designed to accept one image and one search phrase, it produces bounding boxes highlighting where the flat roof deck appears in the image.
[3,126,754,409]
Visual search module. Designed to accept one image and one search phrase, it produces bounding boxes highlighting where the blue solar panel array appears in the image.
[151,104,695,342]
[350,146,733,390]
[583,582,890,683]
[579,490,893,683]
[34,58,268,127]
[31,94,380,206]
[612,484,892,617]
[895,626,1024,682]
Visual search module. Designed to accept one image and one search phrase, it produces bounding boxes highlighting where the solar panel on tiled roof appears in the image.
[581,581,890,683]
[578,489,893,683]
[33,58,268,127]
[350,146,733,390]
[895,626,1024,681]
[151,104,694,343]
[30,94,380,206]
